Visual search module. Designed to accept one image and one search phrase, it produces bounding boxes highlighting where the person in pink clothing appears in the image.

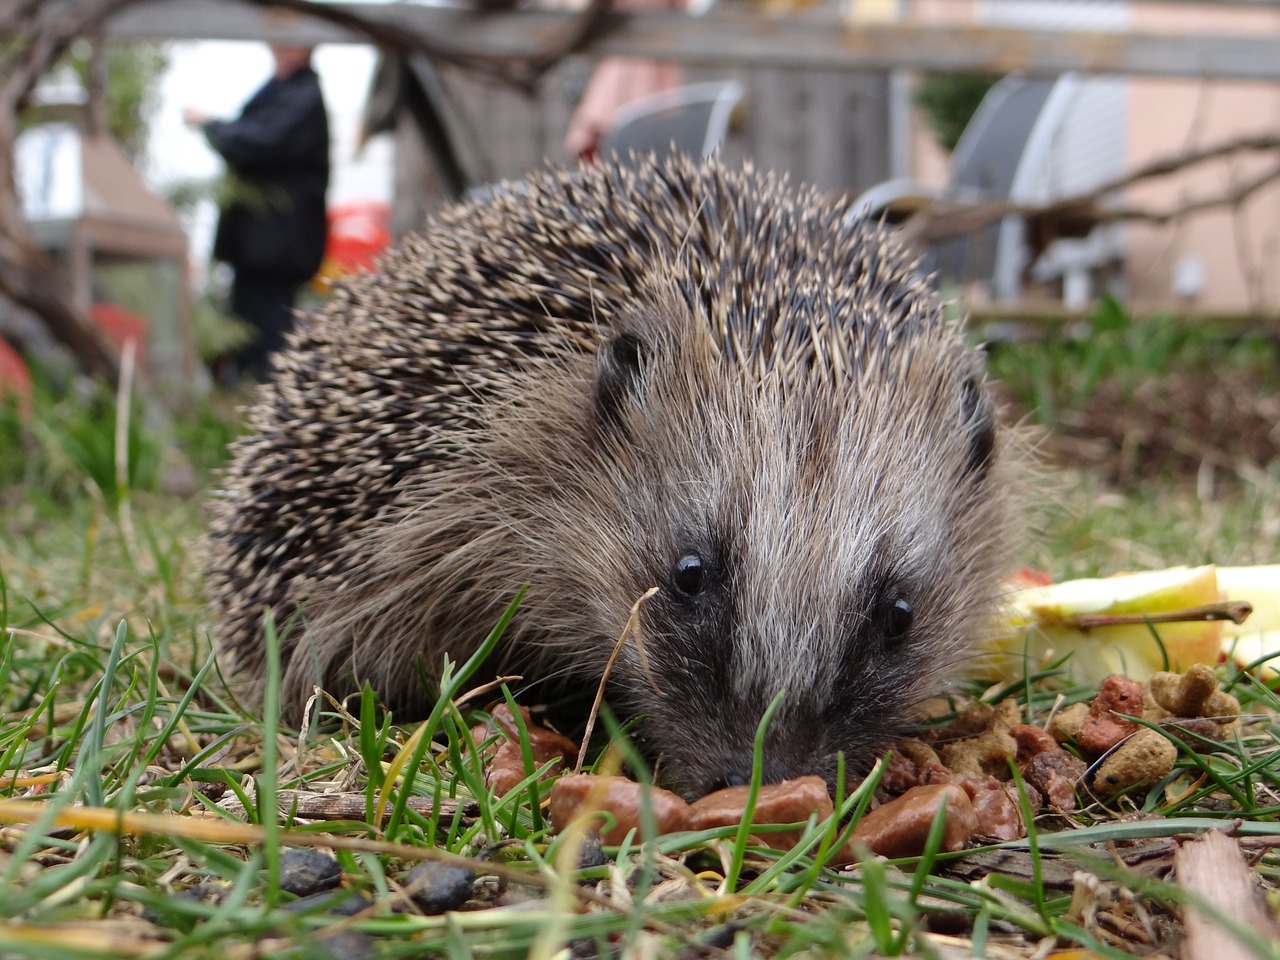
[564,0,686,161]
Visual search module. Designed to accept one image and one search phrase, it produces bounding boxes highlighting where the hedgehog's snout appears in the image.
[696,752,821,797]
[644,689,838,800]
[671,736,858,801]
[675,752,817,801]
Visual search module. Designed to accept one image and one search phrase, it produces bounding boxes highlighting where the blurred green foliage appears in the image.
[0,365,238,504]
[20,39,168,164]
[986,295,1280,430]
[914,72,999,152]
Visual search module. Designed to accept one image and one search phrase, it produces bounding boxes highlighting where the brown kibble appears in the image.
[895,740,942,769]
[1203,689,1242,720]
[919,761,958,785]
[852,784,978,859]
[960,777,1025,842]
[1011,779,1043,816]
[1093,728,1178,795]
[1050,701,1090,742]
[473,705,580,795]
[1095,673,1145,714]
[1077,675,1144,757]
[492,704,580,756]
[947,702,997,738]
[485,741,555,795]
[1010,724,1058,766]
[939,728,1017,780]
[1149,664,1216,717]
[880,750,921,795]
[993,698,1022,731]
[1163,717,1227,752]
[691,775,836,854]
[1023,749,1086,812]
[549,774,692,844]
[1148,665,1240,723]
[1078,714,1135,756]
[1142,685,1172,723]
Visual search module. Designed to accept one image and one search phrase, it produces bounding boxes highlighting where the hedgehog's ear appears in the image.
[593,330,647,430]
[960,374,995,481]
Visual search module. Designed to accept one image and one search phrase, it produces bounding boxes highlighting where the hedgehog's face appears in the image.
[584,296,1013,799]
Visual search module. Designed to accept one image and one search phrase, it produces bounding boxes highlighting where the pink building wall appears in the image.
[1124,4,1280,310]
[900,0,1280,310]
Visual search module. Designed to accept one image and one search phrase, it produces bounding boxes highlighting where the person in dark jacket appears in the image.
[184,46,329,382]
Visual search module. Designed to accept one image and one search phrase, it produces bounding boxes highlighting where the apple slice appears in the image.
[977,565,1228,686]
[1218,565,1280,681]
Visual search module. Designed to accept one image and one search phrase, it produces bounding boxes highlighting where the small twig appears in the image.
[1072,600,1253,630]
[903,131,1280,245]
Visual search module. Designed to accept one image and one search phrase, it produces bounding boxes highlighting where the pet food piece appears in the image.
[1050,701,1090,742]
[1093,728,1177,795]
[961,777,1026,841]
[852,784,978,859]
[1077,674,1144,756]
[939,728,1018,779]
[1010,724,1058,766]
[549,774,693,845]
[472,705,580,795]
[1022,749,1086,812]
[690,775,836,853]
[1148,665,1240,721]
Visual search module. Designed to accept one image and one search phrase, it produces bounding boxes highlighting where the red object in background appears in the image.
[0,336,32,414]
[0,305,148,418]
[91,303,149,366]
[326,201,391,276]
[1009,567,1055,589]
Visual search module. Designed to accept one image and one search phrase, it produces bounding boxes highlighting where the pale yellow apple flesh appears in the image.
[978,566,1225,686]
[1218,565,1280,681]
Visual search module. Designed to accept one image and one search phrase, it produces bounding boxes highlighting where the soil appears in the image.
[1003,372,1280,487]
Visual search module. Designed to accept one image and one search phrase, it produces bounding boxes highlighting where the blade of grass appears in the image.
[259,610,284,908]
[381,585,524,842]
[724,688,787,891]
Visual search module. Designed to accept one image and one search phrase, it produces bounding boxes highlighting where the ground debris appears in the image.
[1176,830,1280,960]
[215,788,478,824]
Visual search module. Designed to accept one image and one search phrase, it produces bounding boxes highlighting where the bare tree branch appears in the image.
[0,0,613,384]
[901,131,1280,247]
[0,0,138,383]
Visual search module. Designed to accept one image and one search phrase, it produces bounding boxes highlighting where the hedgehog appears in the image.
[206,153,1019,798]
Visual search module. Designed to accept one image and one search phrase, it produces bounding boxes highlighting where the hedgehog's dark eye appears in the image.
[672,554,705,597]
[888,596,914,640]
[879,590,914,644]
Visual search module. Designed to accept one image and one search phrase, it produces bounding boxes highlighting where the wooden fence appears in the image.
[435,61,891,196]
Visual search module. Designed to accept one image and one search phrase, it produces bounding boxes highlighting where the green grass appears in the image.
[0,362,1278,959]
[1024,464,1280,579]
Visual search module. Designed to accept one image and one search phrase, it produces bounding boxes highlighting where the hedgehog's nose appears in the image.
[705,767,752,794]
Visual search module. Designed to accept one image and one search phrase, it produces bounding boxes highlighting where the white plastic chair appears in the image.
[851,74,1125,307]
[599,80,744,160]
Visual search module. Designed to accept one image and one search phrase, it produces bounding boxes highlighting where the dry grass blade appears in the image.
[0,921,166,957]
[577,586,659,773]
